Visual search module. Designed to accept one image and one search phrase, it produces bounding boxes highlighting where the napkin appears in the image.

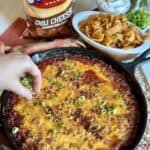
[0,17,35,47]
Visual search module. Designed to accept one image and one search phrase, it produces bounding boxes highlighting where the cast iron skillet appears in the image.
[0,47,150,150]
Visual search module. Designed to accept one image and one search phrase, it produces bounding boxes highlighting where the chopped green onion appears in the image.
[57,82,63,89]
[101,108,108,115]
[78,96,86,101]
[12,127,19,135]
[97,99,118,115]
[73,73,81,80]
[64,58,69,62]
[89,124,98,131]
[33,101,42,106]
[112,107,118,114]
[74,96,86,107]
[48,78,63,89]
[52,129,60,135]
[95,83,101,87]
[21,75,33,90]
[44,106,53,115]
[49,78,57,85]
[54,118,64,127]
[74,100,82,107]
[98,100,106,106]
[113,93,122,99]
[127,9,150,29]
[60,70,68,78]
[51,95,57,100]
[32,135,39,142]
[45,144,50,150]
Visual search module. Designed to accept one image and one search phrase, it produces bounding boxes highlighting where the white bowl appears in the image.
[72,11,150,61]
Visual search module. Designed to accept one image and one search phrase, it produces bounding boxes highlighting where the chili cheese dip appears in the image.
[7,55,139,150]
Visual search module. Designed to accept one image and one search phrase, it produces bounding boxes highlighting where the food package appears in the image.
[23,0,73,39]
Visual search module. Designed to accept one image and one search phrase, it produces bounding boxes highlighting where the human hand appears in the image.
[0,53,41,99]
[0,41,5,54]
[0,39,86,55]
[0,41,11,54]
[16,39,86,54]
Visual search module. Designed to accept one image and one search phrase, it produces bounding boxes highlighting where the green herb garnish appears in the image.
[32,135,39,142]
[48,78,63,89]
[49,78,57,85]
[74,96,86,107]
[12,127,19,135]
[52,129,60,135]
[97,99,117,115]
[89,124,98,131]
[64,58,69,62]
[73,72,82,81]
[98,100,106,106]
[45,144,50,150]
[44,106,53,115]
[127,9,150,29]
[51,95,58,100]
[60,70,68,78]
[54,118,64,127]
[21,75,32,90]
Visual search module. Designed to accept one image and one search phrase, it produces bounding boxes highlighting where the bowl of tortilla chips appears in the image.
[72,11,150,61]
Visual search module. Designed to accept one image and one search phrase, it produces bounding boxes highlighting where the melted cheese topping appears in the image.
[23,0,72,18]
[13,58,135,150]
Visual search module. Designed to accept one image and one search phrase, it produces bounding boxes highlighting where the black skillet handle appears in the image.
[121,48,150,74]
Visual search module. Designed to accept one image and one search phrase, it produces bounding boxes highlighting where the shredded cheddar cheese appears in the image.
[12,56,137,150]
